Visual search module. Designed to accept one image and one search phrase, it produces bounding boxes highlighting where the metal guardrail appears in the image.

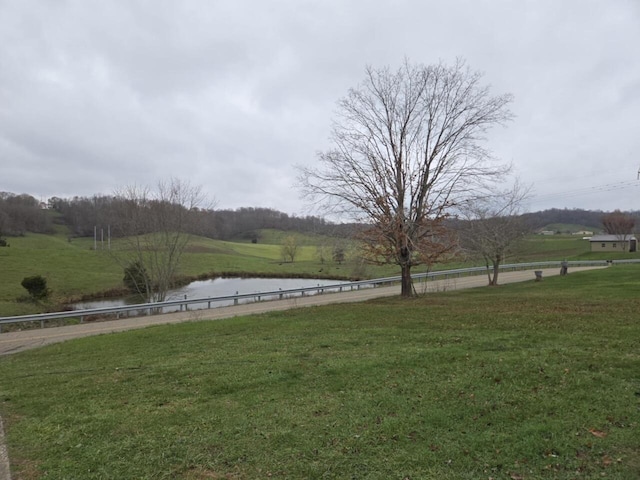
[1,259,637,332]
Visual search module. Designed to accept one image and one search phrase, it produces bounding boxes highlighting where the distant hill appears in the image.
[2,190,639,240]
[521,208,640,233]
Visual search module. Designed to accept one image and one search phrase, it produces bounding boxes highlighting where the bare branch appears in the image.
[111,178,206,302]
[457,180,531,285]
[298,59,513,296]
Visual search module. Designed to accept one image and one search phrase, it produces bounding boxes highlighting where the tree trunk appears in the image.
[490,255,501,286]
[485,260,492,285]
[491,261,500,285]
[401,263,414,297]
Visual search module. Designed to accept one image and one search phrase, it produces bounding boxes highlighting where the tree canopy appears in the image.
[300,59,513,296]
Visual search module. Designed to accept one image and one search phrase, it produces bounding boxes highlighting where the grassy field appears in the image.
[0,231,393,317]
[1,229,637,317]
[0,266,638,479]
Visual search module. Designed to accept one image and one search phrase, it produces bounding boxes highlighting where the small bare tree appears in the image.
[315,243,330,265]
[299,59,513,296]
[601,210,636,251]
[281,235,299,263]
[458,182,530,286]
[112,178,206,303]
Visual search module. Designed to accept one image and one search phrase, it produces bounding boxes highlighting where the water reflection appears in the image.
[74,277,348,312]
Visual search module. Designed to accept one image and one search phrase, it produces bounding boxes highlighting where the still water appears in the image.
[74,277,348,312]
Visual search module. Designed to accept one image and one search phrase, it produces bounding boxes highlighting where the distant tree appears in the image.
[601,210,635,251]
[0,210,8,241]
[53,195,120,238]
[315,243,330,264]
[21,275,49,300]
[0,192,53,235]
[299,59,512,296]
[332,243,346,265]
[459,182,530,286]
[281,235,299,263]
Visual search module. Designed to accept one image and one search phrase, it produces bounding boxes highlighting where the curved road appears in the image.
[0,266,604,357]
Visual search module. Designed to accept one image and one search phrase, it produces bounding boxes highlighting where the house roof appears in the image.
[589,234,637,242]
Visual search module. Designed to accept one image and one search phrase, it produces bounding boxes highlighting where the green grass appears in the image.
[1,266,639,479]
[1,230,637,317]
[0,231,393,316]
[0,233,124,315]
[513,235,591,262]
[541,224,600,234]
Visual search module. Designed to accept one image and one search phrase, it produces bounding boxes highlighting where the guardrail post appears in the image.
[234,292,238,306]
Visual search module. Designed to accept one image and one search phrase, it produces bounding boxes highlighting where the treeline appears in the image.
[3,190,638,241]
[0,192,54,236]
[521,208,640,231]
[0,193,351,240]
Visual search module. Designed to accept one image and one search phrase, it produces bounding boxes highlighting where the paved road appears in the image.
[0,267,604,356]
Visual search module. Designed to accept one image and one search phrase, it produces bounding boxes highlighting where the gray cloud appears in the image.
[1,0,639,214]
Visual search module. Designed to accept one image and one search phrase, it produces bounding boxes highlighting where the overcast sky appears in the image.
[1,0,639,216]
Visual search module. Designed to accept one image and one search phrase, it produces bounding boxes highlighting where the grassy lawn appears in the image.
[514,235,591,262]
[0,266,638,479]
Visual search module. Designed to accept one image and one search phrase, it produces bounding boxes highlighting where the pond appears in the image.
[73,277,349,312]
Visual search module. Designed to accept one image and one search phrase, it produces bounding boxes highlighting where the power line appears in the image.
[529,179,640,203]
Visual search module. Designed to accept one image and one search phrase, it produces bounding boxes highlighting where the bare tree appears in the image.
[332,241,347,265]
[601,210,635,251]
[315,243,330,265]
[112,178,206,303]
[458,182,530,286]
[281,235,299,263]
[299,59,513,296]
